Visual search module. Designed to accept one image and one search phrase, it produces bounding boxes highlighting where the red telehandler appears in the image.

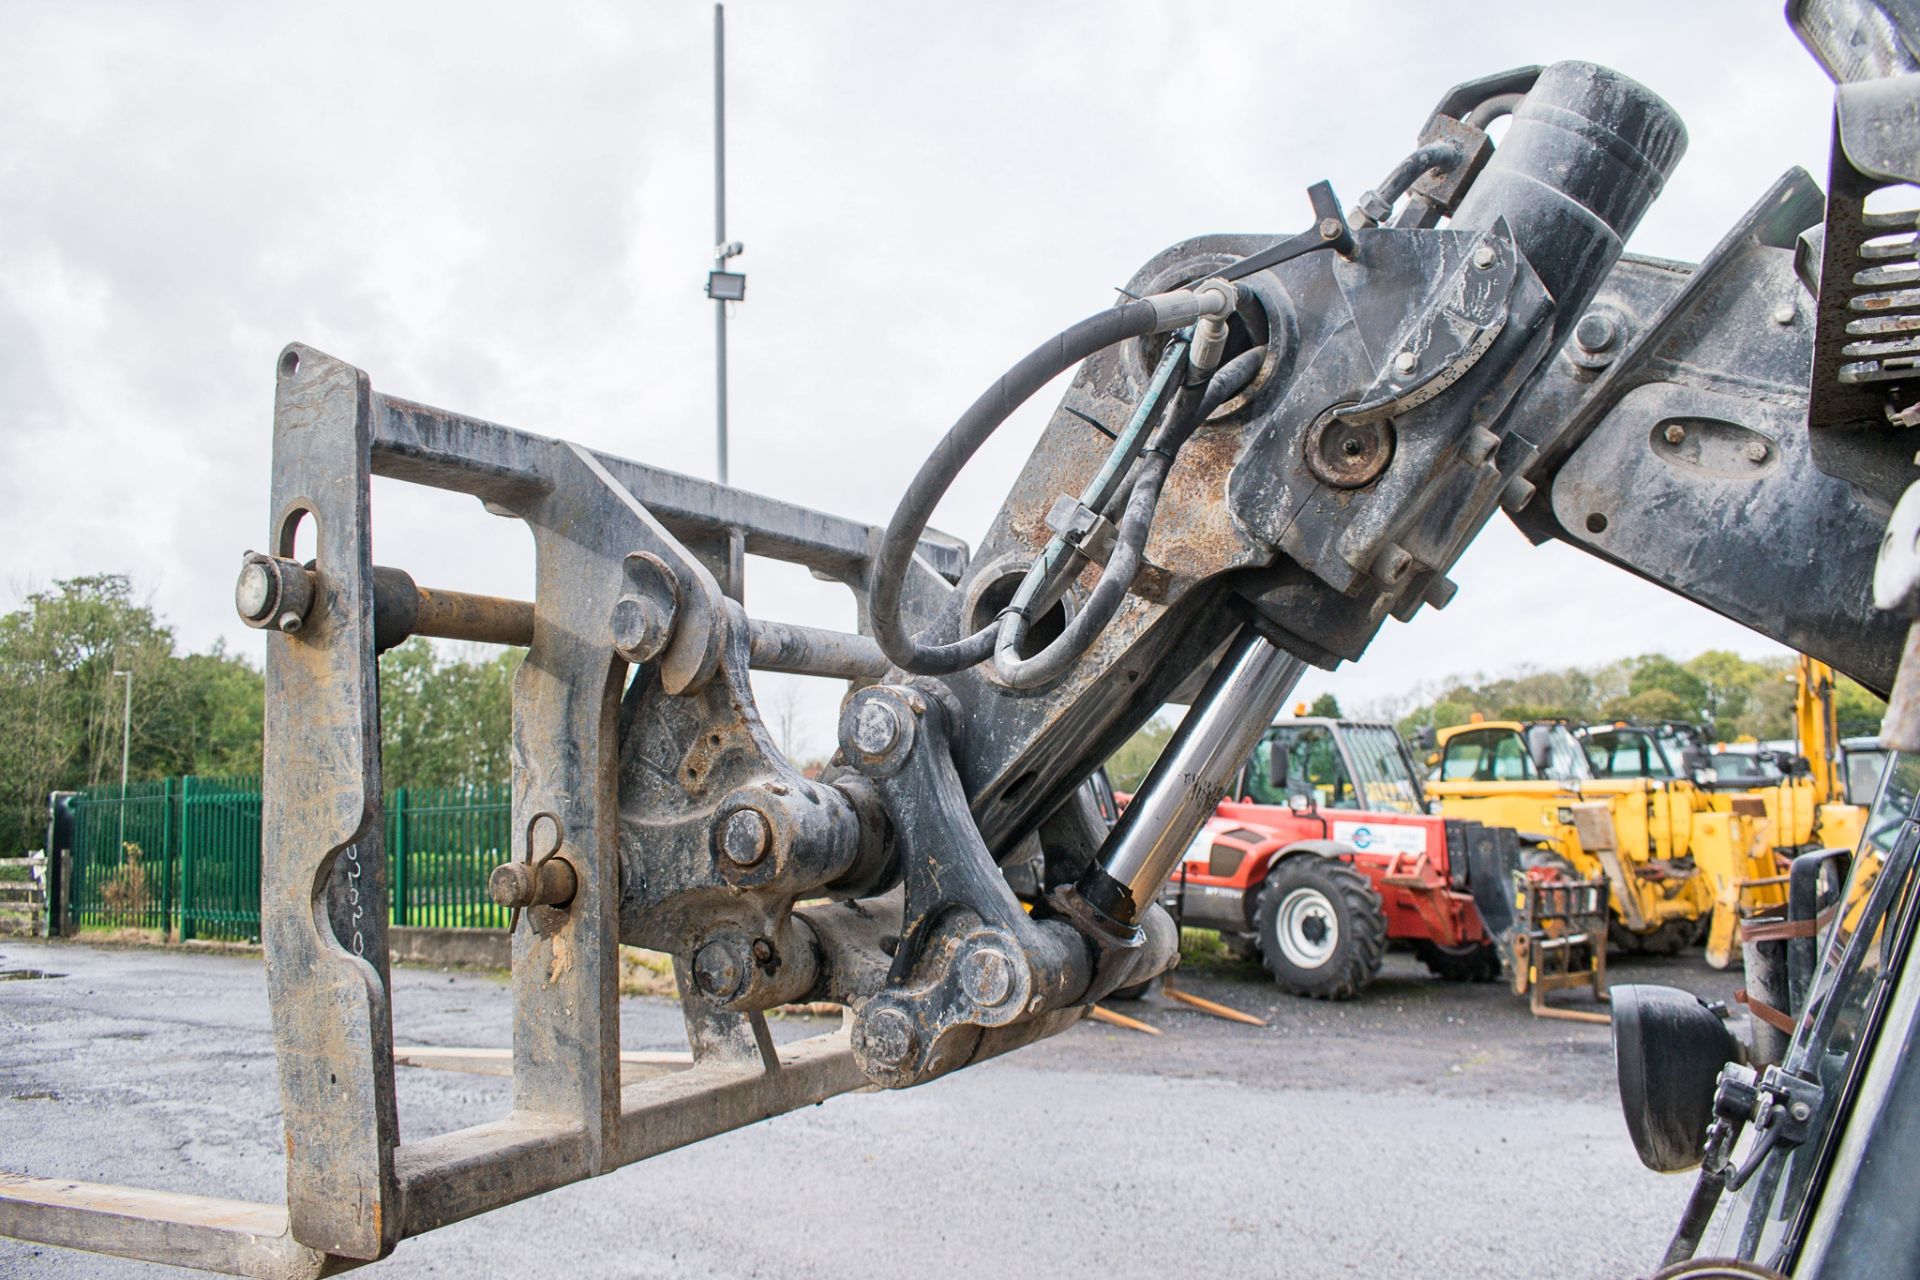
[1144,716,1521,999]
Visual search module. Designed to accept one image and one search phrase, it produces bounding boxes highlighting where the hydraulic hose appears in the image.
[871,288,1232,676]
[991,343,1264,689]
[1464,92,1525,128]
[1352,140,1466,228]
[993,449,1173,689]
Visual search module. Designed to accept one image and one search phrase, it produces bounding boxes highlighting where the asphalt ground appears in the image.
[0,939,1727,1279]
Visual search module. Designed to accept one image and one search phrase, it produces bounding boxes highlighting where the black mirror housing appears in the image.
[1612,983,1743,1172]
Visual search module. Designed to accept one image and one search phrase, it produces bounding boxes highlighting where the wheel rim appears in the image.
[1275,886,1339,969]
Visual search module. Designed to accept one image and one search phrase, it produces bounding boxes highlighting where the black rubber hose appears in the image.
[1094,344,1264,523]
[870,299,1162,675]
[1191,344,1265,429]
[993,346,1261,689]
[1464,92,1525,129]
[1374,140,1465,212]
[994,451,1174,688]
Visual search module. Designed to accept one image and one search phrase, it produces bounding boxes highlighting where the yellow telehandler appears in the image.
[1425,719,1773,968]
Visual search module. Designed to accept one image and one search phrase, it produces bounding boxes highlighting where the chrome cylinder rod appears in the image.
[1068,628,1305,934]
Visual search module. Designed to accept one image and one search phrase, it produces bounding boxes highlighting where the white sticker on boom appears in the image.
[1331,820,1427,856]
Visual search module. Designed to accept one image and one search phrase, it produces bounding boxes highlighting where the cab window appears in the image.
[1247,726,1357,808]
[1584,729,1670,779]
[1438,728,1536,782]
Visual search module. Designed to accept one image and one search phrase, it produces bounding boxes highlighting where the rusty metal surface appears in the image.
[412,584,537,647]
[259,346,401,1261]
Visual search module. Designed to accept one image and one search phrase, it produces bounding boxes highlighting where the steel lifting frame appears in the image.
[0,344,967,1277]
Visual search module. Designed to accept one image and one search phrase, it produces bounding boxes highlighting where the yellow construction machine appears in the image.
[1426,719,1773,967]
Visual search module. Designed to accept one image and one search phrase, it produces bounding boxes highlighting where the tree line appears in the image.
[1390,650,1883,742]
[0,576,520,852]
[0,576,264,853]
[0,578,1890,851]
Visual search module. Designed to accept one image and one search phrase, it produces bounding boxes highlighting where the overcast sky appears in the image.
[0,2,1838,757]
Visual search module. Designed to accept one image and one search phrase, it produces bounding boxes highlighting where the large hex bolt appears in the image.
[854,1006,917,1072]
[716,808,773,868]
[692,938,746,1000]
[958,947,1015,1009]
[1569,310,1624,374]
[840,687,919,775]
[234,551,314,635]
[853,699,905,756]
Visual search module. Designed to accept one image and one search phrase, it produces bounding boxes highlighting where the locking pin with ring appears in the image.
[491,810,578,934]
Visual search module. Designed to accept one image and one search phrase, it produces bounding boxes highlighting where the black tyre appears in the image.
[1414,939,1503,982]
[1254,856,1387,1000]
[1106,977,1155,1001]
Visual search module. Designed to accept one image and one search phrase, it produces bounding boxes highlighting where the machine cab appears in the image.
[1433,720,1592,784]
[1578,722,1686,780]
[1233,718,1425,815]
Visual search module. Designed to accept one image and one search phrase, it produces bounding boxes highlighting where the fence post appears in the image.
[162,776,177,941]
[392,787,410,928]
[179,775,195,942]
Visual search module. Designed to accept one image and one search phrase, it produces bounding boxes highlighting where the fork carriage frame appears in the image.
[0,344,1016,1276]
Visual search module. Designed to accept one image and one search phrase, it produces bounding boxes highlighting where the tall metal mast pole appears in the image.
[713,1,729,486]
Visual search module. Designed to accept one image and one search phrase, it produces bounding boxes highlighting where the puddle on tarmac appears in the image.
[0,969,64,981]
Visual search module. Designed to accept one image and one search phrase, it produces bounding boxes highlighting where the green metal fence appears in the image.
[67,776,510,940]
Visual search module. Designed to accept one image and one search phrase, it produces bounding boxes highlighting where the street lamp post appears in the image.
[705,1,746,487]
[112,669,132,856]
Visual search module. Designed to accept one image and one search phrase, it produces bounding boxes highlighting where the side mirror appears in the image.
[1414,726,1437,751]
[1611,984,1742,1172]
[1524,724,1554,775]
[1288,792,1315,815]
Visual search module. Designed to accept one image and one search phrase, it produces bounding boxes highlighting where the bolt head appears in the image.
[959,948,1015,1008]
[750,938,775,964]
[856,1007,917,1069]
[1772,303,1796,326]
[235,561,276,621]
[1746,439,1770,463]
[1393,350,1419,375]
[1790,1101,1811,1122]
[610,594,671,663]
[276,611,304,634]
[851,697,904,757]
[1574,312,1618,354]
[1471,242,1497,269]
[1664,423,1688,445]
[718,808,772,867]
[1318,217,1343,242]
[693,940,745,999]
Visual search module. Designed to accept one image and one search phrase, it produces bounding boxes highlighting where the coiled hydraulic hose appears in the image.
[870,287,1233,676]
[990,344,1264,689]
